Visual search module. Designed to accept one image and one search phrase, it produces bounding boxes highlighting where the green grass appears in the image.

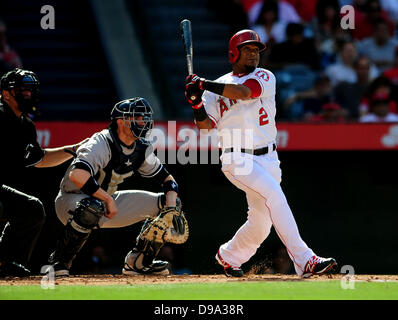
[1,281,398,300]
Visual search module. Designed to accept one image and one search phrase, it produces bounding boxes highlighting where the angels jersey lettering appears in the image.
[202,68,277,149]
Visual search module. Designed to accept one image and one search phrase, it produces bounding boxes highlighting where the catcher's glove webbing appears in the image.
[141,206,189,244]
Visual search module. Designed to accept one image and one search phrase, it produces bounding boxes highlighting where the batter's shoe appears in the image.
[41,262,69,277]
[215,250,244,277]
[302,255,337,278]
[122,249,170,275]
[0,261,31,277]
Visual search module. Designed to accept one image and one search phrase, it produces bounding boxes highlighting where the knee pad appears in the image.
[50,197,104,267]
[69,197,105,231]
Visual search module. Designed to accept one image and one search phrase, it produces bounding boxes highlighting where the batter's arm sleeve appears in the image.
[242,79,262,98]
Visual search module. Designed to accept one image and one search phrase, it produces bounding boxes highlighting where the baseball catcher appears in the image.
[42,97,188,277]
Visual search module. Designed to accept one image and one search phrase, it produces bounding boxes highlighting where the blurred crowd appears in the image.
[212,0,398,123]
[3,1,398,125]
[0,19,22,76]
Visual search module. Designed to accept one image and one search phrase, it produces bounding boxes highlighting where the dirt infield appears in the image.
[1,274,397,286]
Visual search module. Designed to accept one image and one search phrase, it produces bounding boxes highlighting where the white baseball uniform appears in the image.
[202,67,315,276]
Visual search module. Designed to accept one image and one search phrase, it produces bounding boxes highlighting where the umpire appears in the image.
[0,68,86,277]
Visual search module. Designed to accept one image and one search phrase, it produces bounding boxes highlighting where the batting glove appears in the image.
[185,84,203,108]
[185,74,205,91]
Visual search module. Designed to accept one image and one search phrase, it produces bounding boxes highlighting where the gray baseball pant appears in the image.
[55,190,163,228]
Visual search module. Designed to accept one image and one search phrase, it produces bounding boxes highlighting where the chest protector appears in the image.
[95,129,152,194]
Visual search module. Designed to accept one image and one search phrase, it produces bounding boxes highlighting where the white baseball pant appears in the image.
[219,149,315,276]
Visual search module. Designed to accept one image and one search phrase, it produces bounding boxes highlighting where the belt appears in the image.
[224,143,276,156]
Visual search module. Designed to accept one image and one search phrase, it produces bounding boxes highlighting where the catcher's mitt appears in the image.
[141,207,189,244]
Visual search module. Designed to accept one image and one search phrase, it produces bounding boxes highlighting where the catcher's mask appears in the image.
[110,97,154,139]
[0,68,40,114]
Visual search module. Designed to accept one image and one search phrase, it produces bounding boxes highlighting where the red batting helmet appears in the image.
[228,29,266,64]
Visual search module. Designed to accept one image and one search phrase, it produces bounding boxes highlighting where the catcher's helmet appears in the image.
[228,29,266,64]
[111,97,154,138]
[0,68,40,114]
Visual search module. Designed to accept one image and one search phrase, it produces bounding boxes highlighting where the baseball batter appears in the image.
[43,97,188,276]
[184,29,336,277]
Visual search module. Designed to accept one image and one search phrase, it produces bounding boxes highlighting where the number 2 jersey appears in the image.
[202,67,277,150]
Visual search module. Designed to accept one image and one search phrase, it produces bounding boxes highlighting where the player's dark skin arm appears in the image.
[195,117,213,130]
[219,84,252,100]
[195,82,252,131]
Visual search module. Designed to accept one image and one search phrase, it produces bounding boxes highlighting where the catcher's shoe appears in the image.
[0,261,31,277]
[122,260,170,275]
[122,250,170,276]
[215,250,244,278]
[302,255,337,278]
[41,261,69,277]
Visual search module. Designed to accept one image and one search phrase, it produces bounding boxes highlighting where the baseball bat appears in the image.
[180,19,193,75]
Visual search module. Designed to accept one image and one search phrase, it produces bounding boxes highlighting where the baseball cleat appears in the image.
[41,261,70,277]
[122,260,170,276]
[215,250,244,277]
[122,250,170,275]
[302,255,337,278]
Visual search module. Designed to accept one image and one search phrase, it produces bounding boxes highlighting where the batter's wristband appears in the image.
[192,105,208,122]
[203,80,225,96]
[191,101,203,110]
[198,80,205,90]
[80,176,100,196]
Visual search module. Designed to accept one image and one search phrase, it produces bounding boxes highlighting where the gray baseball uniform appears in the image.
[55,127,165,228]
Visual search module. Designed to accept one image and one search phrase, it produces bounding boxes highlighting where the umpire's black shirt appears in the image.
[0,101,45,187]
